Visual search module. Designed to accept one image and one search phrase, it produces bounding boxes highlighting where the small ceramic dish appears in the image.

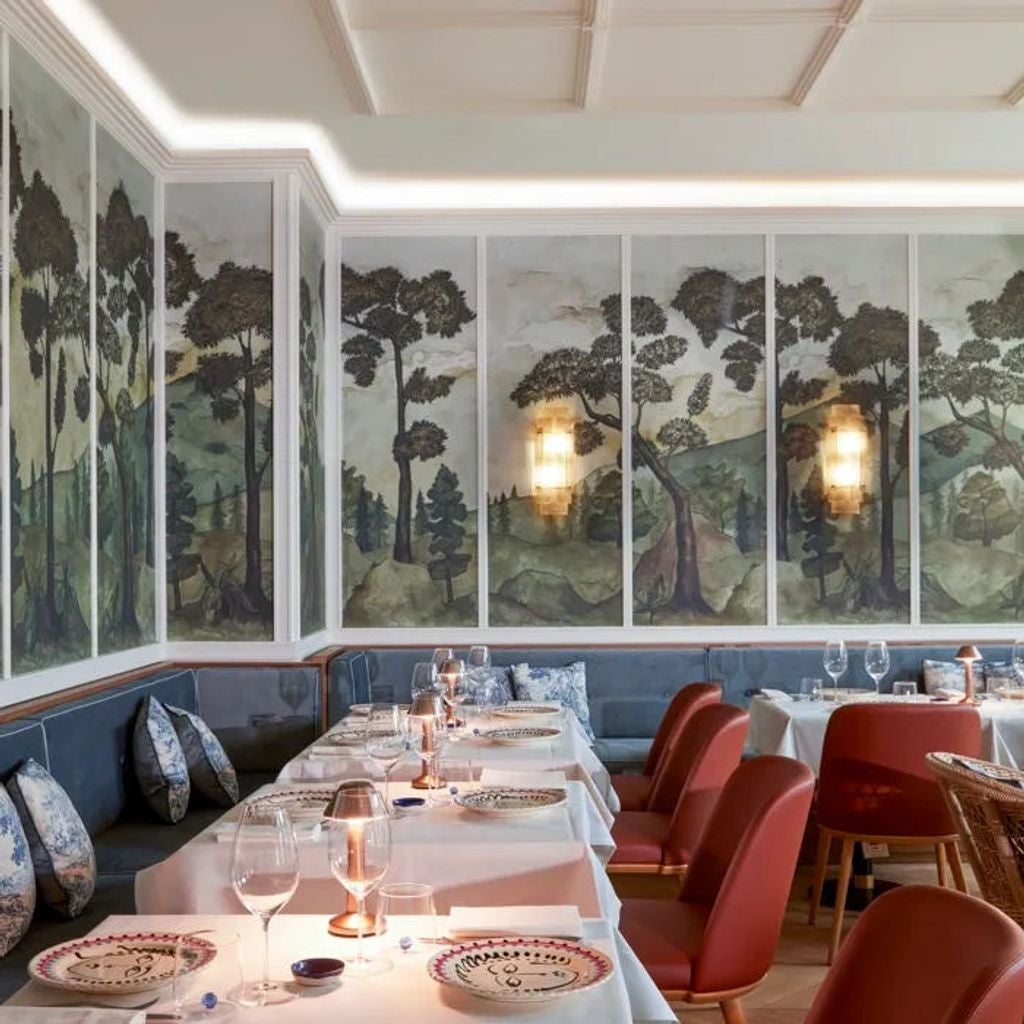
[291,958,345,988]
[392,796,426,812]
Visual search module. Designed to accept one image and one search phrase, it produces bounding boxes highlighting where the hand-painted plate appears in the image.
[491,704,562,720]
[455,787,567,817]
[326,726,397,746]
[29,932,216,995]
[249,788,333,818]
[349,704,411,716]
[481,727,562,746]
[427,937,613,1004]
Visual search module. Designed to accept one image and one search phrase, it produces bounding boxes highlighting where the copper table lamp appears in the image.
[955,645,982,706]
[409,692,447,790]
[438,658,465,727]
[325,780,388,938]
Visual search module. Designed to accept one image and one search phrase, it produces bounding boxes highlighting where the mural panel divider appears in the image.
[765,233,778,627]
[87,113,97,659]
[1,28,10,678]
[475,234,489,627]
[153,163,166,644]
[908,234,922,625]
[323,219,341,632]
[283,172,300,642]
[620,234,633,628]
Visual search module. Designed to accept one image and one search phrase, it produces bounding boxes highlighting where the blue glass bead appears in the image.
[399,936,413,952]
[449,785,458,795]
[201,992,217,1010]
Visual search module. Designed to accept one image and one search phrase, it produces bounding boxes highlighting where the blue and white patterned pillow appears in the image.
[165,705,239,807]
[984,662,1023,692]
[511,662,594,741]
[6,759,94,919]
[468,666,514,705]
[133,696,191,823]
[0,781,35,953]
[923,659,991,696]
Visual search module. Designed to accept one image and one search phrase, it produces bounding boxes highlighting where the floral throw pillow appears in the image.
[467,666,514,705]
[922,659,990,696]
[6,759,94,919]
[511,662,594,741]
[0,782,35,952]
[984,662,1022,692]
[133,696,191,823]
[165,705,239,807]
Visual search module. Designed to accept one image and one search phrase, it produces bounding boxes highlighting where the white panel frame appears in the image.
[1,27,10,680]
[475,235,488,627]
[88,114,98,658]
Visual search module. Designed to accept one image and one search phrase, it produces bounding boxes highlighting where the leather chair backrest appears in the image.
[679,755,814,995]
[644,681,722,783]
[818,703,981,837]
[804,886,1024,1024]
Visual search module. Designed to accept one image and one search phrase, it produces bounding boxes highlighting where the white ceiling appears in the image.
[46,0,1024,205]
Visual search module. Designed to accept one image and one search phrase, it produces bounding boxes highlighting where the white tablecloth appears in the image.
[748,694,1024,773]
[281,708,619,820]
[7,915,676,1024]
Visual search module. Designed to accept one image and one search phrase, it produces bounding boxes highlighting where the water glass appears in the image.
[230,804,299,1006]
[864,640,890,694]
[427,758,476,807]
[173,930,241,1020]
[365,705,406,811]
[802,677,824,702]
[823,640,848,693]
[892,681,918,700]
[411,661,439,699]
[374,882,437,956]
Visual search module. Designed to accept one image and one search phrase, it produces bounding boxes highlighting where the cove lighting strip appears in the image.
[46,0,1024,213]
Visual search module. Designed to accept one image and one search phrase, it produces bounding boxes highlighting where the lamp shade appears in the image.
[954,645,982,662]
[325,780,386,822]
[409,692,443,719]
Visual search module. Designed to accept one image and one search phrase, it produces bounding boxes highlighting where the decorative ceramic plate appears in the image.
[455,787,567,817]
[250,788,333,817]
[348,704,411,716]
[481,727,562,746]
[29,932,216,995]
[491,704,561,720]
[326,726,396,746]
[427,937,613,1004]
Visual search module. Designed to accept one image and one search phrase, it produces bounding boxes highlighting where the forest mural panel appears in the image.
[164,182,274,640]
[631,236,766,625]
[775,235,911,625]
[299,199,325,635]
[341,237,478,627]
[9,42,92,672]
[95,125,155,651]
[487,236,622,627]
[920,236,1024,622]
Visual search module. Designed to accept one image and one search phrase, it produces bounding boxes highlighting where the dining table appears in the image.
[748,692,1024,773]
[5,914,677,1023]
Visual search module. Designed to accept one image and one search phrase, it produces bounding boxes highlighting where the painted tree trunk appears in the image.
[241,353,271,618]
[775,364,790,562]
[144,316,154,568]
[877,396,900,604]
[43,283,59,637]
[391,344,413,564]
[111,427,139,637]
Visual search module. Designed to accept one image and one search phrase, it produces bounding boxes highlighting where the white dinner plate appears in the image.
[29,932,216,995]
[481,727,562,746]
[427,936,614,1004]
[454,787,567,817]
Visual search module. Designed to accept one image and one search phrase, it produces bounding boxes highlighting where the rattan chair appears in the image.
[927,752,1024,927]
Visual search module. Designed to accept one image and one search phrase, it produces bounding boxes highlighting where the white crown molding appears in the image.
[308,0,376,116]
[791,0,864,106]
[574,0,610,110]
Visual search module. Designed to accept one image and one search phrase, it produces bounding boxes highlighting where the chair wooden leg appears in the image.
[809,828,831,926]
[935,842,949,888]
[720,998,747,1024]
[947,841,968,893]
[829,838,854,965]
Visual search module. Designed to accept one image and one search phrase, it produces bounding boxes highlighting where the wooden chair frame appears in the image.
[663,975,766,1024]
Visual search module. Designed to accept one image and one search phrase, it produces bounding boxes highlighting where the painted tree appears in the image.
[184,261,273,620]
[230,485,243,532]
[799,466,844,603]
[692,462,740,533]
[510,294,713,614]
[298,271,323,625]
[425,464,469,604]
[354,485,373,553]
[496,492,511,535]
[28,461,36,525]
[15,170,78,638]
[211,480,225,530]
[166,448,197,612]
[372,493,388,550]
[11,429,23,591]
[830,304,938,603]
[414,489,429,537]
[735,485,754,553]
[340,264,475,563]
[954,471,1017,548]
[922,270,1024,486]
[672,270,842,560]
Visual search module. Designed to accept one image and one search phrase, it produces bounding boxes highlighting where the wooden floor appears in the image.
[611,854,970,1024]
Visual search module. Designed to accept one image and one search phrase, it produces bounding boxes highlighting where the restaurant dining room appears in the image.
[4,1,1024,1022]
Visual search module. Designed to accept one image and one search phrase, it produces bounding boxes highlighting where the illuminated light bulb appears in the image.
[822,404,868,516]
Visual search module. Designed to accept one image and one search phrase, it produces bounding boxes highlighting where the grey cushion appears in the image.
[6,759,95,920]
[0,720,47,780]
[0,782,35,956]
[132,697,190,824]
[593,737,652,770]
[166,705,239,807]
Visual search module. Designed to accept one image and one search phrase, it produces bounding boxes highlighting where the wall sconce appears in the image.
[530,406,576,517]
[822,404,868,516]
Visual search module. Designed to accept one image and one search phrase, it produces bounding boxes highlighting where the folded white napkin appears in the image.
[478,769,568,789]
[0,1012,144,1023]
[760,688,792,702]
[447,905,583,940]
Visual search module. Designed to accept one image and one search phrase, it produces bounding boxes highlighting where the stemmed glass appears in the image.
[431,648,454,671]
[365,704,406,812]
[864,640,890,695]
[467,645,491,675]
[823,640,848,697]
[410,661,439,699]
[230,804,299,1006]
[1013,640,1024,684]
[326,800,392,976]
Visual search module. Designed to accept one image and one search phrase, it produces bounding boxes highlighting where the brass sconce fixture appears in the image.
[822,404,868,516]
[530,406,576,517]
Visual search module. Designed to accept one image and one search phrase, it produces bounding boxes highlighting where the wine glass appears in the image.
[823,641,848,697]
[1013,640,1024,684]
[431,647,454,670]
[230,804,300,1006]
[864,640,890,695]
[410,661,439,699]
[467,645,491,674]
[326,803,392,976]
[365,705,406,812]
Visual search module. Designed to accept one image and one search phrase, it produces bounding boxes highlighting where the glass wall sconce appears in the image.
[530,406,576,517]
[822,404,868,516]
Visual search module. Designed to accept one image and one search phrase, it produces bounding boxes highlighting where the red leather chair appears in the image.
[612,682,721,812]
[809,702,981,963]
[609,703,748,875]
[620,756,814,1023]
[805,886,1024,1024]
